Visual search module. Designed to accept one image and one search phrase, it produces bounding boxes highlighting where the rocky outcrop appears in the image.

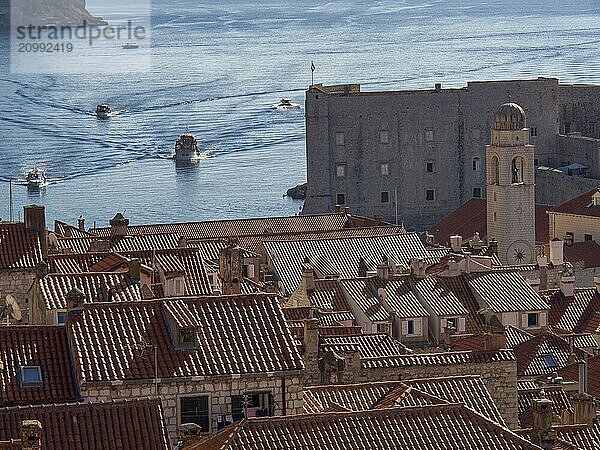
[1,0,106,29]
[286,183,307,200]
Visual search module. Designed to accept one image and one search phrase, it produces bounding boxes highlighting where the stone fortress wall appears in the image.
[303,78,600,230]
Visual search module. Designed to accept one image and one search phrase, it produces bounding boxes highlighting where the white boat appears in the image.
[96,104,112,119]
[122,42,140,49]
[273,98,302,111]
[173,133,201,161]
[26,168,47,188]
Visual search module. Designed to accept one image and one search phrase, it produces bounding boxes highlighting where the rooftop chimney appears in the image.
[488,238,498,256]
[435,83,442,92]
[469,232,483,251]
[24,205,47,258]
[531,398,556,449]
[109,212,129,237]
[66,287,85,320]
[358,257,368,278]
[178,236,188,248]
[550,238,564,267]
[573,392,595,427]
[410,258,426,278]
[450,235,462,252]
[303,318,320,357]
[77,215,85,231]
[559,269,575,298]
[20,420,42,450]
[594,276,600,294]
[219,239,243,295]
[128,259,141,284]
[377,257,389,281]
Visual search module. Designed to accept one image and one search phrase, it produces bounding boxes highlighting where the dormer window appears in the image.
[20,366,43,387]
[178,328,196,347]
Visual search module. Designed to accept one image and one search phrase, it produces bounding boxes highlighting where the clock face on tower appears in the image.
[506,240,534,265]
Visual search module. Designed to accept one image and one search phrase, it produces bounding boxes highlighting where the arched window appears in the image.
[472,157,481,171]
[512,156,524,183]
[490,156,499,185]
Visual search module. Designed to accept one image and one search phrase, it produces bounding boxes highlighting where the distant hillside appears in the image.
[0,0,106,30]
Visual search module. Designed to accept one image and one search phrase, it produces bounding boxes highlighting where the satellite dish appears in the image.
[4,295,22,322]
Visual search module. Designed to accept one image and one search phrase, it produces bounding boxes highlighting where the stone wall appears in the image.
[0,270,36,323]
[536,165,600,206]
[81,373,303,446]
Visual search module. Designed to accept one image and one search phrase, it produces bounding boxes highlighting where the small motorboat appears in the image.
[173,133,201,161]
[96,104,112,119]
[272,98,302,111]
[122,42,140,49]
[26,168,47,188]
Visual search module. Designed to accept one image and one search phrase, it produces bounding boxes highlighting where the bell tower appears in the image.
[486,101,535,265]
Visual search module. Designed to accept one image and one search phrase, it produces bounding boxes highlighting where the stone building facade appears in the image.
[80,374,304,446]
[303,78,600,230]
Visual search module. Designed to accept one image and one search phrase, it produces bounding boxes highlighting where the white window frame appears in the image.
[425,129,434,142]
[380,163,390,176]
[336,164,346,178]
[335,132,345,146]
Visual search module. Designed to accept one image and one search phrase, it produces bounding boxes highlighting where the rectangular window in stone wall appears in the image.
[426,162,434,173]
[232,392,274,422]
[336,164,346,178]
[473,188,481,198]
[335,132,345,146]
[530,127,537,137]
[379,130,390,144]
[425,189,435,201]
[380,191,390,203]
[425,129,434,142]
[380,163,389,176]
[585,234,593,242]
[336,193,346,205]
[180,395,210,432]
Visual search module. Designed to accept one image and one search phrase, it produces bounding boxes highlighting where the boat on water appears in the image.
[272,98,302,111]
[173,133,201,161]
[122,42,140,49]
[26,168,47,188]
[96,104,112,119]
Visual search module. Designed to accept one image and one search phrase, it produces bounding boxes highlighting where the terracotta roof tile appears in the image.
[428,199,551,246]
[321,334,410,359]
[563,241,600,268]
[0,398,169,450]
[558,354,600,398]
[513,333,587,377]
[0,223,42,269]
[0,326,78,405]
[187,404,541,450]
[90,213,355,239]
[552,187,600,218]
[69,295,304,382]
[554,422,600,450]
[543,288,600,334]
[517,387,572,425]
[55,233,182,254]
[361,349,516,370]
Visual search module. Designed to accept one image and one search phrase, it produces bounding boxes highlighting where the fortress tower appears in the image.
[486,102,535,265]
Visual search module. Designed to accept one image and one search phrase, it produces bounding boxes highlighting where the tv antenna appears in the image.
[1,295,22,324]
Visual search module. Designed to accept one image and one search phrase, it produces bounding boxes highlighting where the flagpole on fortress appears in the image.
[311,60,316,86]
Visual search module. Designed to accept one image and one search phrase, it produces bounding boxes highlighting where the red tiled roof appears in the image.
[0,398,169,450]
[563,241,600,268]
[39,273,145,310]
[361,349,516,370]
[428,199,551,245]
[89,213,358,239]
[0,326,78,405]
[517,386,572,426]
[55,233,182,254]
[69,295,304,382]
[0,223,42,270]
[187,404,541,450]
[558,354,600,398]
[555,422,600,450]
[552,187,600,218]
[513,332,587,377]
[542,288,600,334]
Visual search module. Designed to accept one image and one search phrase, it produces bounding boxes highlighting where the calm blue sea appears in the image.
[1,0,600,226]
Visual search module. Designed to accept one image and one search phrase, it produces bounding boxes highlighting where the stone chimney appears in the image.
[410,258,426,278]
[538,251,548,291]
[573,393,595,426]
[302,260,315,292]
[377,257,389,281]
[358,257,368,277]
[66,287,85,320]
[488,238,498,256]
[550,238,564,266]
[128,259,141,284]
[470,232,483,251]
[36,261,48,279]
[531,398,556,449]
[20,420,42,450]
[559,269,575,298]
[178,235,188,248]
[219,239,243,295]
[450,235,462,252]
[24,205,47,259]
[109,212,129,237]
[77,215,85,231]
